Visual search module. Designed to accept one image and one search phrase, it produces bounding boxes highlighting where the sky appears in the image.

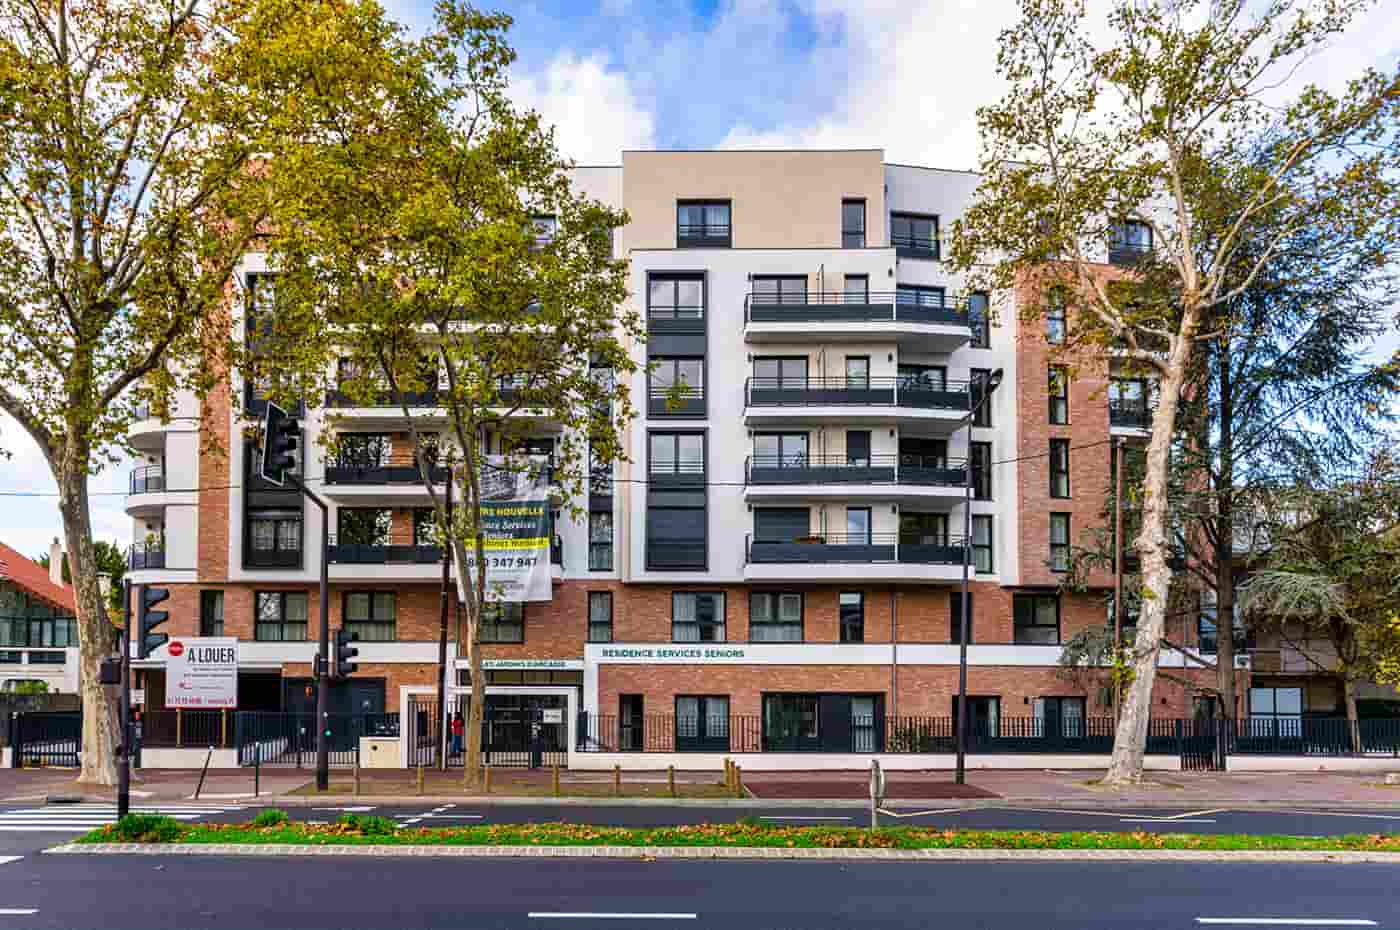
[1,0,1396,561]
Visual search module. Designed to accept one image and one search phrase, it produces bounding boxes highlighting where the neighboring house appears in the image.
[0,540,80,693]
[124,149,1236,756]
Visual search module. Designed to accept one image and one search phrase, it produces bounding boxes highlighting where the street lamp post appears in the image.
[955,367,1003,785]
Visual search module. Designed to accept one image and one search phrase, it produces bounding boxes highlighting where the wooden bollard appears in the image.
[667,765,676,798]
[483,765,492,794]
[353,766,361,796]
[552,764,560,797]
[613,764,622,797]
[733,764,743,799]
[416,764,424,796]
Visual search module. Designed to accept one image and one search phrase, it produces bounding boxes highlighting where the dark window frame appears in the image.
[254,590,308,642]
[1013,594,1061,645]
[950,590,973,644]
[200,591,224,638]
[1049,367,1070,425]
[1049,439,1071,499]
[971,442,992,501]
[971,368,993,427]
[749,592,804,643]
[589,508,614,572]
[587,591,613,643]
[343,591,397,642]
[839,592,865,643]
[890,211,939,258]
[1045,288,1067,344]
[649,355,706,418]
[676,200,732,248]
[672,591,726,643]
[646,273,706,321]
[752,355,810,388]
[1049,512,1070,571]
[972,514,994,573]
[752,275,809,305]
[969,292,991,348]
[841,198,866,248]
[675,694,730,750]
[479,602,525,644]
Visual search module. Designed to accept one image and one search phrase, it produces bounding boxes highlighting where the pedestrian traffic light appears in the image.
[333,628,359,678]
[259,401,299,486]
[138,585,170,659]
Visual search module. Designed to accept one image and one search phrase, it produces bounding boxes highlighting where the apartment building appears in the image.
[125,148,1240,759]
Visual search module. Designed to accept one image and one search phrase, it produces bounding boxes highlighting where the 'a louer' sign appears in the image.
[166,637,238,709]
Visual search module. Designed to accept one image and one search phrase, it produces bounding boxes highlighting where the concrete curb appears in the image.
[43,842,1400,863]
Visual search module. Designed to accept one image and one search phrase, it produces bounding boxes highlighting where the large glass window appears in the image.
[1109,220,1152,264]
[248,509,302,564]
[200,591,224,638]
[751,276,807,304]
[676,200,731,247]
[337,508,391,546]
[647,274,705,320]
[972,515,994,573]
[895,284,945,307]
[950,591,973,644]
[841,199,866,248]
[969,292,990,348]
[753,356,809,387]
[672,592,725,643]
[839,592,864,643]
[1250,686,1303,722]
[1049,367,1070,424]
[335,433,391,468]
[1034,696,1086,738]
[589,510,614,571]
[1013,594,1060,644]
[971,368,993,427]
[846,506,872,544]
[753,433,809,467]
[675,695,729,750]
[1049,513,1071,571]
[750,592,803,643]
[753,508,810,542]
[1045,288,1067,344]
[255,591,307,642]
[413,508,437,548]
[344,592,396,642]
[1050,439,1071,498]
[587,592,613,643]
[650,357,704,415]
[479,603,524,643]
[843,274,869,304]
[891,212,938,257]
[649,432,704,477]
[971,442,992,500]
[530,215,557,250]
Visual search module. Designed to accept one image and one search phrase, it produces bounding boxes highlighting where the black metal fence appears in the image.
[1232,717,1400,756]
[236,712,398,768]
[9,712,81,767]
[405,697,568,769]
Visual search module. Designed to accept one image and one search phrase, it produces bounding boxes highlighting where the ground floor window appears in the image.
[952,695,1000,740]
[675,695,729,751]
[763,693,885,752]
[1032,696,1086,738]
[1250,687,1302,725]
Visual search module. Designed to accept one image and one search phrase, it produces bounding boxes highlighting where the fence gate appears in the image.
[411,694,567,769]
[1180,718,1227,771]
[10,712,81,768]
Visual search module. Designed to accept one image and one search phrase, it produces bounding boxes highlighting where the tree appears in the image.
[0,0,431,784]
[949,0,1398,784]
[37,541,127,614]
[1237,456,1400,731]
[251,2,640,785]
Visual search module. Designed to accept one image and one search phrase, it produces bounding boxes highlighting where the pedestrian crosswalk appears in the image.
[0,803,243,832]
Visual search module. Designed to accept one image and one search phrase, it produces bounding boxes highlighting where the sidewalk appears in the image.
[8,766,1400,808]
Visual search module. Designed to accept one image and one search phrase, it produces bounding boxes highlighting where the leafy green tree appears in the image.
[37,541,126,613]
[0,0,434,784]
[251,3,640,784]
[949,0,1398,784]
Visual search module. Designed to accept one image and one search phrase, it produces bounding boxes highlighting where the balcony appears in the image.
[744,292,970,353]
[648,386,705,419]
[744,533,967,584]
[744,455,967,504]
[744,377,971,430]
[1109,398,1152,431]
[244,547,302,569]
[325,388,441,408]
[323,463,450,496]
[1108,243,1152,267]
[328,537,444,565]
[129,465,165,494]
[127,542,165,571]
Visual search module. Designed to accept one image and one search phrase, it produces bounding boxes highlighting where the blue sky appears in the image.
[1,0,1396,562]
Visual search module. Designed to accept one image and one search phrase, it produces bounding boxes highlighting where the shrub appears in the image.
[253,809,289,827]
[109,814,182,843]
[334,813,396,835]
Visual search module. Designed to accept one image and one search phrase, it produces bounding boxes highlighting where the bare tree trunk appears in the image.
[1343,676,1360,754]
[1103,331,1195,785]
[60,465,119,786]
[1215,339,1236,722]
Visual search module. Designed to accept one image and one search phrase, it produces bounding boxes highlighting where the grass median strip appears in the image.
[71,812,1400,854]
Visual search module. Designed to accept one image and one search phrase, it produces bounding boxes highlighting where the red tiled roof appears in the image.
[0,542,77,614]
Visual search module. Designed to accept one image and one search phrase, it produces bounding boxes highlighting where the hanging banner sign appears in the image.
[456,455,554,603]
[165,637,238,709]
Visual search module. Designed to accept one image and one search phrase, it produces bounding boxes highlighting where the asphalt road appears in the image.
[0,854,1395,929]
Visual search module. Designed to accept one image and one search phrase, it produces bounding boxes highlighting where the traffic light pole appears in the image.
[290,477,331,792]
[118,580,132,818]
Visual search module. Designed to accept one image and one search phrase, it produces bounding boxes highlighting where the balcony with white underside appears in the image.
[743,454,968,507]
[743,378,972,431]
[744,289,973,355]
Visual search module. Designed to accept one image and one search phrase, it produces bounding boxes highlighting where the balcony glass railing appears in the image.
[746,455,966,487]
[129,465,165,494]
[745,290,968,326]
[127,542,165,570]
[746,377,971,411]
[323,463,449,485]
[746,533,967,565]
[325,387,440,408]
[328,537,443,565]
[1108,242,1152,267]
[1109,398,1152,428]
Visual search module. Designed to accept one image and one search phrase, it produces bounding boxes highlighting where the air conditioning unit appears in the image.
[1234,654,1250,669]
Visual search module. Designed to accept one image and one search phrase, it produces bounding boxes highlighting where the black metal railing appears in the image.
[1108,242,1152,267]
[327,536,443,565]
[244,547,302,568]
[1232,717,1400,756]
[746,532,967,566]
[127,542,165,570]
[129,465,165,494]
[647,386,705,418]
[746,377,971,410]
[1109,398,1152,428]
[746,454,966,487]
[324,463,450,485]
[324,388,441,408]
[745,291,968,327]
[891,233,939,259]
[676,223,730,248]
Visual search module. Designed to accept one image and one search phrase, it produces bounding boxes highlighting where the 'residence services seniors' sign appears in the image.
[165,637,238,709]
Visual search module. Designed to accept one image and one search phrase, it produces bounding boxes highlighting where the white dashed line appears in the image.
[1195,920,1377,926]
[0,858,20,866]
[529,913,697,920]
[0,910,37,916]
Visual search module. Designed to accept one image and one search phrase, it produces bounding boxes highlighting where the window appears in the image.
[589,510,613,571]
[1250,686,1302,723]
[1049,367,1069,424]
[650,357,704,416]
[890,212,938,258]
[649,432,705,478]
[750,592,803,643]
[968,292,990,348]
[1045,288,1067,344]
[949,591,973,644]
[901,511,949,545]
[334,433,390,468]
[846,506,872,544]
[247,509,302,567]
[971,368,993,427]
[1049,513,1070,571]
[843,274,869,304]
[344,592,396,642]
[530,215,557,250]
[899,364,946,392]
[1110,378,1150,427]
[953,695,1001,740]
[587,592,613,643]
[647,507,706,571]
[841,199,866,248]
[839,592,864,643]
[1049,439,1071,498]
[676,695,729,750]
[672,592,725,643]
[844,356,870,388]
[28,651,64,664]
[1013,594,1060,645]
[1198,589,1247,654]
[647,274,705,321]
[1109,220,1152,265]
[895,284,945,307]
[753,433,809,468]
[200,591,224,637]
[337,508,390,546]
[1108,591,1141,644]
[0,652,19,664]
[479,602,524,643]
[1033,697,1086,738]
[754,508,809,542]
[677,200,731,247]
[753,356,809,388]
[255,591,307,642]
[971,442,992,500]
[972,515,993,573]
[751,275,807,305]
[845,430,871,467]
[413,508,437,548]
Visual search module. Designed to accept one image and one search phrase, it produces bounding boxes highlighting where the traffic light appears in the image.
[137,586,170,659]
[333,628,359,678]
[259,400,299,486]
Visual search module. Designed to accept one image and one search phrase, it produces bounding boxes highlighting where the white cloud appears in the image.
[511,52,656,165]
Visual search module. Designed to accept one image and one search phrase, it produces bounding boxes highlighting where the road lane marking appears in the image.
[1195,920,1377,926]
[312,806,375,813]
[529,914,697,920]
[1164,808,1228,820]
[759,816,852,821]
[0,858,21,866]
[1120,818,1218,824]
[0,909,36,915]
